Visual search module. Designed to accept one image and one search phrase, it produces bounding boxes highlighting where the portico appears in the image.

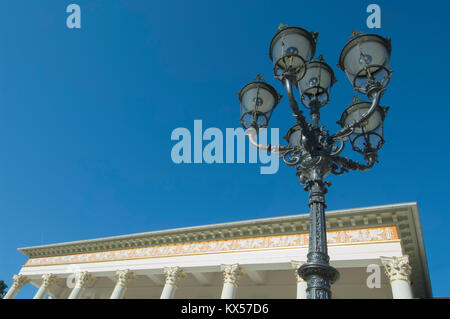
[5,202,431,299]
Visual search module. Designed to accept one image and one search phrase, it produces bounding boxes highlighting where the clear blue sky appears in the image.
[0,0,448,298]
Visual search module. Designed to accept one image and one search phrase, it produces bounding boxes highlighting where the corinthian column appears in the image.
[33,274,59,299]
[220,264,245,299]
[291,261,307,299]
[3,274,30,299]
[68,272,96,299]
[380,255,413,299]
[109,269,136,299]
[160,266,186,299]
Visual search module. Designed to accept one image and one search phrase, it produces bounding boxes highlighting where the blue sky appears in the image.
[0,0,449,298]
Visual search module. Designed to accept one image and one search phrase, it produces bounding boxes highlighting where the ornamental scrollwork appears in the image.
[278,146,304,167]
[264,129,377,186]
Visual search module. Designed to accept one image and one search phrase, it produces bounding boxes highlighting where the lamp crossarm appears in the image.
[245,127,289,153]
[283,76,311,132]
[330,88,385,142]
[245,127,306,167]
[246,127,378,177]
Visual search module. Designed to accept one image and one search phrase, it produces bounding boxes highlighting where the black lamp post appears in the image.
[237,25,392,299]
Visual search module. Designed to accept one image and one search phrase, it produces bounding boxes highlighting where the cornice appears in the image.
[18,202,416,259]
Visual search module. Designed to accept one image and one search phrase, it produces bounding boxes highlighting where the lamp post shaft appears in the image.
[298,175,339,299]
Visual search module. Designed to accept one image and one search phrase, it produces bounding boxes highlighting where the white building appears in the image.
[4,202,431,299]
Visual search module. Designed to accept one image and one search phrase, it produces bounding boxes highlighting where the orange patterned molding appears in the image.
[24,225,398,267]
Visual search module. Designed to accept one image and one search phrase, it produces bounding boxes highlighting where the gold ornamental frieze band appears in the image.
[25,225,398,267]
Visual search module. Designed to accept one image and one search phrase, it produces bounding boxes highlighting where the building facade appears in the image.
[4,202,432,299]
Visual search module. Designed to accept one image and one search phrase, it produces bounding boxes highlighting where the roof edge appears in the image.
[410,203,433,298]
[18,202,417,256]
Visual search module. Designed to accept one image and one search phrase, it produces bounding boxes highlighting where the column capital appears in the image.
[291,260,306,283]
[11,274,30,289]
[115,269,136,288]
[41,273,59,289]
[221,264,245,287]
[380,255,412,283]
[74,272,96,289]
[163,266,187,288]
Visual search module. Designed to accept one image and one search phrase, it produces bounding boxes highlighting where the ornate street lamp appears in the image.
[338,31,392,97]
[298,55,336,109]
[238,25,392,299]
[238,75,282,130]
[269,25,318,79]
[337,97,389,161]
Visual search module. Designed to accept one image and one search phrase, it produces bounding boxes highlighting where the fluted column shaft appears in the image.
[381,255,413,299]
[3,274,30,299]
[110,269,136,299]
[160,267,186,299]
